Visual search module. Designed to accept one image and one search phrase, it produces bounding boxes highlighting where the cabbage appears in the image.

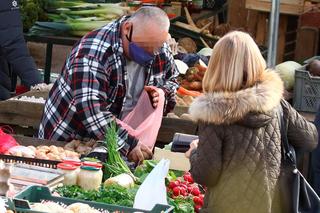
[275,61,302,90]
[197,48,212,57]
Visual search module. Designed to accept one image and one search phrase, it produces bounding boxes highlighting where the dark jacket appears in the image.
[189,71,318,213]
[0,0,41,100]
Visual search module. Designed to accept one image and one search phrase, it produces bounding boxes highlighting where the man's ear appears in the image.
[122,21,132,35]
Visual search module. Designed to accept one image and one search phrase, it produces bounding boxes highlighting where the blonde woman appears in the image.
[186,31,318,213]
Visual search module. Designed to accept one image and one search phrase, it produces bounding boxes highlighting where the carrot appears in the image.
[177,87,202,97]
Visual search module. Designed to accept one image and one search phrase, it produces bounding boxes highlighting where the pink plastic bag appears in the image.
[0,126,18,154]
[117,87,165,149]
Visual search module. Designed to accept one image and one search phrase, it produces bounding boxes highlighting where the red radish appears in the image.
[194,205,202,213]
[180,187,188,196]
[180,183,188,190]
[193,196,203,206]
[191,187,200,196]
[168,181,177,189]
[173,187,180,196]
[185,171,191,176]
[183,174,194,183]
[187,186,193,193]
[199,194,205,199]
[193,196,204,206]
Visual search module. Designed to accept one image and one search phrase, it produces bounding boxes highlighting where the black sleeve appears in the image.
[1,27,42,88]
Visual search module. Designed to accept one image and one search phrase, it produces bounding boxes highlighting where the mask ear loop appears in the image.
[126,24,133,42]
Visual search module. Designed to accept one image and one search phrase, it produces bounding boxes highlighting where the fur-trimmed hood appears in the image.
[189,71,284,126]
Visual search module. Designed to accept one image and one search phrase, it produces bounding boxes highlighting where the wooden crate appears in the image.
[0,91,48,128]
[245,0,305,15]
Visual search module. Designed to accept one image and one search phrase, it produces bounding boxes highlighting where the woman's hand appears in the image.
[185,139,199,158]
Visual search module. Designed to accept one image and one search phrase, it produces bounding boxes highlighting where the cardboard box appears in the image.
[153,148,190,171]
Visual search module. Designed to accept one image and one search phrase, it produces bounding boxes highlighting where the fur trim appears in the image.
[189,71,284,124]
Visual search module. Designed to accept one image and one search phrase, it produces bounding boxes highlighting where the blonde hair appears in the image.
[203,31,266,93]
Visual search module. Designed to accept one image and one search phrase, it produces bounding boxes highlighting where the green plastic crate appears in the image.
[293,65,320,113]
[12,186,173,213]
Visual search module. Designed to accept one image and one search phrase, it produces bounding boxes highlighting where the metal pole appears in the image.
[267,0,281,68]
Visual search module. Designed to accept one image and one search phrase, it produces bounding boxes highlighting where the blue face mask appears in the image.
[126,24,154,66]
[128,42,154,66]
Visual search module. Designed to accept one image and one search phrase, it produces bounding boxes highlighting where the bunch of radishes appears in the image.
[167,172,205,212]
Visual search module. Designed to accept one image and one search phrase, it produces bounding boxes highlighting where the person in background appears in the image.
[185,31,318,213]
[39,7,179,164]
[0,0,42,100]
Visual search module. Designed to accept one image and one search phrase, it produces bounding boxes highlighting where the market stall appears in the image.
[1,0,320,212]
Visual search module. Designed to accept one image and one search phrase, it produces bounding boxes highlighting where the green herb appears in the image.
[168,197,195,213]
[103,121,134,179]
[55,184,137,207]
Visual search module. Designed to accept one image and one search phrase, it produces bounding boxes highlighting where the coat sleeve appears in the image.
[1,27,42,87]
[281,100,318,152]
[157,44,179,114]
[190,124,222,187]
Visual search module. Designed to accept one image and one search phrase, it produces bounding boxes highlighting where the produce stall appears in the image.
[1,0,320,212]
[0,123,204,213]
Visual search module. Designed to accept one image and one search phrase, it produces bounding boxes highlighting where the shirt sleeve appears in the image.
[68,55,136,154]
[158,44,180,114]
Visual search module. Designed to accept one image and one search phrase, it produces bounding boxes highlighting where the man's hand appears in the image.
[144,86,159,108]
[128,142,153,164]
[185,139,199,158]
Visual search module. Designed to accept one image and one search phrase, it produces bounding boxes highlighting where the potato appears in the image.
[47,153,59,161]
[27,146,36,152]
[57,147,65,153]
[59,153,66,160]
[36,152,48,160]
[14,151,22,157]
[38,145,50,151]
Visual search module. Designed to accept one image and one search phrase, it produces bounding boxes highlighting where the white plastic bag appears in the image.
[0,197,6,213]
[133,159,170,210]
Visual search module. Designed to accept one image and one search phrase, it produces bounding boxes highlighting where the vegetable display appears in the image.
[6,145,80,161]
[26,0,129,36]
[275,61,301,90]
[55,184,137,207]
[103,122,134,179]
[167,172,205,213]
[55,160,204,213]
[64,139,97,155]
[31,201,100,213]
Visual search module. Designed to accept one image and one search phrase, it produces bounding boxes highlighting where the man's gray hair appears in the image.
[129,7,170,32]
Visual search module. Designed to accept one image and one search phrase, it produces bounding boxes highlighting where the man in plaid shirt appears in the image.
[38,7,179,163]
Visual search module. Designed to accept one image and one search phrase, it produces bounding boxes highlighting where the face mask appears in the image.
[128,42,154,66]
[126,24,154,66]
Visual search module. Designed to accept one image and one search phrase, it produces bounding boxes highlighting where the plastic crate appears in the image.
[11,186,174,213]
[293,65,320,113]
[303,56,320,65]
